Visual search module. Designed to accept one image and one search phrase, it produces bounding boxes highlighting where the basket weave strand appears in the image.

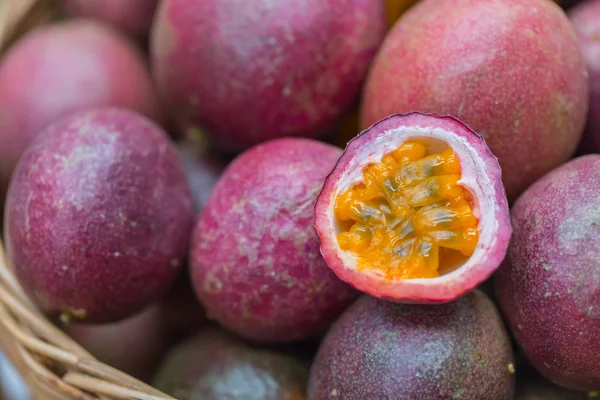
[0,0,174,398]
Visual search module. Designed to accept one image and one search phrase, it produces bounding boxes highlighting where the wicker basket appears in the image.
[0,1,173,399]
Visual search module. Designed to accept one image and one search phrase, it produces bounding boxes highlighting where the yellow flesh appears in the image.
[334,142,479,279]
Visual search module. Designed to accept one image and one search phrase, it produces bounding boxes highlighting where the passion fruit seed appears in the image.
[334,141,479,279]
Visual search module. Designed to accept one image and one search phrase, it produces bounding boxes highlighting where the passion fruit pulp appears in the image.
[315,113,511,303]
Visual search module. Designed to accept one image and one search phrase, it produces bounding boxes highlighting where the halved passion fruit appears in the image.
[315,113,511,303]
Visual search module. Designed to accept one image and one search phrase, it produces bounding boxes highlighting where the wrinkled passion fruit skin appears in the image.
[315,113,511,303]
[569,0,600,153]
[150,0,386,152]
[495,155,600,391]
[65,305,166,382]
[191,138,357,343]
[4,108,194,323]
[361,0,588,200]
[308,291,515,400]
[61,0,159,38]
[153,328,309,400]
[0,20,163,195]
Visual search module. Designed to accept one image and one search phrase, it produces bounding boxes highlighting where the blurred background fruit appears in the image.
[150,0,387,152]
[0,20,163,199]
[61,0,159,39]
[361,0,588,200]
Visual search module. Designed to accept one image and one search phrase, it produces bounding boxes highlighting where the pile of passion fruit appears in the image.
[0,0,599,398]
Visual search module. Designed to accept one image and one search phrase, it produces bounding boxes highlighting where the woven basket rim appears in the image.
[0,0,174,398]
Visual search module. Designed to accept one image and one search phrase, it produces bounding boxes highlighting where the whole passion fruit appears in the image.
[151,0,386,152]
[495,155,600,391]
[361,0,588,200]
[0,20,162,195]
[64,305,166,381]
[569,0,600,153]
[315,113,511,303]
[4,107,194,323]
[154,328,309,400]
[308,291,515,400]
[191,138,357,343]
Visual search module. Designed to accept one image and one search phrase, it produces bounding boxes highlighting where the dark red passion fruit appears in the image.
[314,113,511,303]
[4,107,194,323]
[495,155,600,391]
[308,290,515,400]
[150,0,387,152]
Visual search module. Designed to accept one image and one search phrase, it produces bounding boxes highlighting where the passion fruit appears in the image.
[64,305,166,381]
[190,138,357,343]
[569,0,600,153]
[361,0,588,200]
[495,155,600,391]
[4,107,194,323]
[308,290,515,400]
[150,0,386,152]
[0,20,163,196]
[315,113,510,303]
[154,328,309,400]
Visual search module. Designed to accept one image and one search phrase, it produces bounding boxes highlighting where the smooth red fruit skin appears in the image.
[495,155,600,391]
[315,113,511,303]
[361,0,588,200]
[65,305,166,382]
[190,138,357,343]
[308,291,515,400]
[150,0,386,152]
[569,0,600,153]
[153,328,309,400]
[4,107,194,323]
[61,0,158,38]
[0,20,163,194]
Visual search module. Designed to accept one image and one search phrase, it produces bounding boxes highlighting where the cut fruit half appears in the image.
[314,113,511,303]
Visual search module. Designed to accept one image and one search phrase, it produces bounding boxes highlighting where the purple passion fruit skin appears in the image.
[361,0,588,200]
[65,305,166,382]
[308,290,515,400]
[153,328,309,400]
[314,113,511,304]
[190,138,357,343]
[495,155,600,391]
[0,20,163,195]
[4,107,194,323]
[569,0,600,153]
[150,0,387,152]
